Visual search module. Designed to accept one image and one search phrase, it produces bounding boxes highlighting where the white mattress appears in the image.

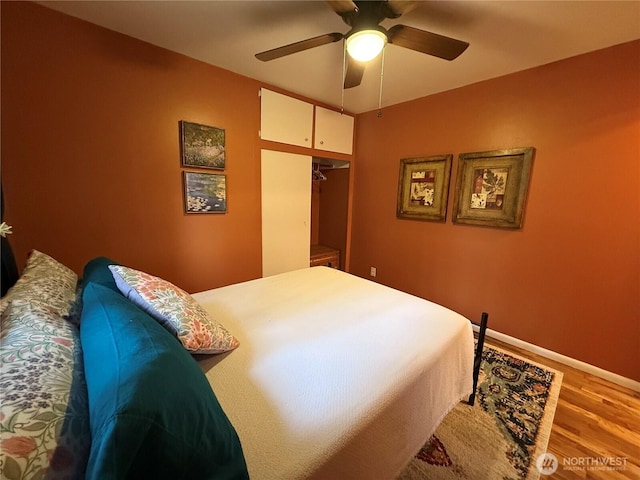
[194,267,474,480]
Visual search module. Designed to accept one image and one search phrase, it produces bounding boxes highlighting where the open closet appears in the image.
[260,88,354,277]
[311,158,349,271]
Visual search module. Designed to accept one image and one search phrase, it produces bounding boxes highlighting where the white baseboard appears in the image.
[472,325,640,393]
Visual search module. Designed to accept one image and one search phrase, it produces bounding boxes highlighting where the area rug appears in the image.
[398,343,563,480]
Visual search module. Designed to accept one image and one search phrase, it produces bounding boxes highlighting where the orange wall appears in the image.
[350,40,640,381]
[0,2,352,292]
[311,181,321,245]
[1,1,265,292]
[318,168,350,270]
[1,2,354,293]
[2,3,638,380]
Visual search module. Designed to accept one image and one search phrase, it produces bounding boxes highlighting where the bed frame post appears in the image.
[468,312,489,406]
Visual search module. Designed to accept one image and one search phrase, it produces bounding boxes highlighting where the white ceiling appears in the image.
[40,1,640,114]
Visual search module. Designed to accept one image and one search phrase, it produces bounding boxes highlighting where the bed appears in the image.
[0,249,474,480]
[194,266,474,480]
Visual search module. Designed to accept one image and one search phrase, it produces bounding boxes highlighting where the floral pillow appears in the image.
[108,265,239,354]
[0,250,77,317]
[0,299,90,479]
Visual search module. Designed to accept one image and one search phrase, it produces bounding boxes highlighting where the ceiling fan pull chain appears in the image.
[377,47,386,117]
[341,39,347,114]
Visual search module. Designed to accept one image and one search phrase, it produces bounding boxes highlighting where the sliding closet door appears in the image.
[261,150,311,277]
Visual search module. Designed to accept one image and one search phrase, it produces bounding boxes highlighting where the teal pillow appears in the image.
[82,257,121,293]
[80,283,249,480]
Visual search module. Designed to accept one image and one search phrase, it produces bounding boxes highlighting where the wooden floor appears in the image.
[487,338,640,480]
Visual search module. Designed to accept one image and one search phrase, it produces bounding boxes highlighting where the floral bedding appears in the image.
[0,250,77,318]
[109,265,239,354]
[0,250,88,479]
[0,251,246,479]
[0,300,90,480]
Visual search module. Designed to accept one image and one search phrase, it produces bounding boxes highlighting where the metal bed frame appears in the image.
[468,312,489,406]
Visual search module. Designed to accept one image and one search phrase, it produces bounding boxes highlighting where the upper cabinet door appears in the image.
[260,88,313,148]
[314,106,354,155]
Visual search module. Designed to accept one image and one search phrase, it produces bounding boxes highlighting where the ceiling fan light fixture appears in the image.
[346,29,387,62]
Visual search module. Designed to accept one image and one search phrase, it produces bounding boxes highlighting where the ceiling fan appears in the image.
[255,0,469,89]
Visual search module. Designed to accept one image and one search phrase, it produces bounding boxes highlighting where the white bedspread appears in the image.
[194,267,474,480]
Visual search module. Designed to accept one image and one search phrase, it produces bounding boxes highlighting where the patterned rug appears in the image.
[398,343,563,480]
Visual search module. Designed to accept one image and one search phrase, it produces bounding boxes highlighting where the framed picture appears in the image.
[452,147,534,229]
[183,171,227,214]
[397,154,453,222]
[180,120,225,170]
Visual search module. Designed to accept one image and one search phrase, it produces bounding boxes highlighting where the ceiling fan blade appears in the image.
[387,24,469,60]
[344,56,366,89]
[256,32,343,62]
[326,0,358,15]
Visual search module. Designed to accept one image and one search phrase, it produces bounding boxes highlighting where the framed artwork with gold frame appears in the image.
[452,147,534,229]
[397,154,452,222]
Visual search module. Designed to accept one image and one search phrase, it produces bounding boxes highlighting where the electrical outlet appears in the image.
[370,266,377,277]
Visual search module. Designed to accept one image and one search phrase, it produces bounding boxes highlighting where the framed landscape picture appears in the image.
[183,171,227,214]
[397,154,453,222]
[180,120,225,170]
[452,147,534,229]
